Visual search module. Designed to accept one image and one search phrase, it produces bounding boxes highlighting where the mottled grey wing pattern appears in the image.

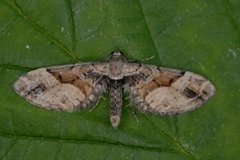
[14,63,107,111]
[14,51,216,128]
[124,64,215,115]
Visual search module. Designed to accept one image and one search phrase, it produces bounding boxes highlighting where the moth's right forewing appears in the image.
[124,64,215,115]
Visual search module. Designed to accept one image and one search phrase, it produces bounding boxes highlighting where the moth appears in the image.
[14,51,215,128]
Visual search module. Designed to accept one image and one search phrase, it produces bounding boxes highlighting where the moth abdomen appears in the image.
[109,79,124,128]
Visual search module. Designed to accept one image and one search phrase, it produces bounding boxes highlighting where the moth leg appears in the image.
[129,105,140,124]
[88,98,101,112]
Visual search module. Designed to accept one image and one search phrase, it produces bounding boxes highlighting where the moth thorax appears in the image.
[110,61,124,78]
[109,54,125,79]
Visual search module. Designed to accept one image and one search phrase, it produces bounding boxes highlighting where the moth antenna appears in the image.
[141,55,155,62]
[127,55,156,63]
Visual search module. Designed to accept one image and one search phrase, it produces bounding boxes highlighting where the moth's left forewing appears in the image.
[125,64,215,115]
[14,63,107,111]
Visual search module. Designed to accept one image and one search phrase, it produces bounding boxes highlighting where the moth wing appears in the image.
[14,63,107,111]
[124,64,215,115]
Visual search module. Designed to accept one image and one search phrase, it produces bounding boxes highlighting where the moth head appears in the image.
[111,50,122,56]
[108,51,126,62]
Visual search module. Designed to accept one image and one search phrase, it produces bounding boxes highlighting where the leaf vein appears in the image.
[0,132,178,154]
[223,0,240,36]
[0,136,17,159]
[64,0,77,56]
[3,0,78,61]
[130,107,197,160]
[137,0,161,64]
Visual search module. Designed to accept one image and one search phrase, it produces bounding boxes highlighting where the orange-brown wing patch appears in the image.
[72,79,94,97]
[47,69,96,97]
[133,67,184,98]
[154,69,184,86]
[137,80,160,98]
[48,69,78,83]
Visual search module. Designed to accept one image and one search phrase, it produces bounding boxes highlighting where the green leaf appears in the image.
[0,0,239,159]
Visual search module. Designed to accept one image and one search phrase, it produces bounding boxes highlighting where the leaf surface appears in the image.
[0,0,239,159]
